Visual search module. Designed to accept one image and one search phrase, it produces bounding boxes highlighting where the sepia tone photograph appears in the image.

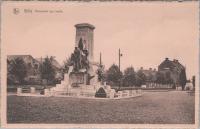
[1,1,199,128]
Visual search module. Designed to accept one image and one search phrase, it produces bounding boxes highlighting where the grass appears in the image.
[7,91,195,124]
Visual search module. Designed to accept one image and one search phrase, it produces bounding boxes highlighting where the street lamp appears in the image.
[118,48,123,90]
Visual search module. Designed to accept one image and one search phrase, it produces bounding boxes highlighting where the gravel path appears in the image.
[7,91,195,124]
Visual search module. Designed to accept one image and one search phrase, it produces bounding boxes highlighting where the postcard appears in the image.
[1,1,199,128]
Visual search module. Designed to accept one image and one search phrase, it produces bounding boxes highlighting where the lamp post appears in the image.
[100,52,102,67]
[118,48,122,90]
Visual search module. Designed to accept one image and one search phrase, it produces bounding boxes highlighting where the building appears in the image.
[158,58,186,88]
[7,55,62,85]
[137,67,158,88]
[138,67,157,82]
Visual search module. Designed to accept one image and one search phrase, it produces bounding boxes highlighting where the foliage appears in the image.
[156,72,165,84]
[96,65,105,82]
[105,64,122,86]
[39,56,56,84]
[179,69,187,90]
[136,70,146,86]
[8,58,27,84]
[192,76,195,88]
[62,57,72,73]
[123,66,136,87]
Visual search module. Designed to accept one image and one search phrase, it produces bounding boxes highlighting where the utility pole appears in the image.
[100,52,102,67]
[119,49,121,72]
[118,48,122,90]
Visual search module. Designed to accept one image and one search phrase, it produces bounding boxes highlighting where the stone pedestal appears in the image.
[122,90,129,97]
[132,90,136,96]
[69,72,89,86]
[64,74,69,83]
[30,87,35,94]
[17,88,22,95]
[109,89,115,98]
[118,91,123,98]
[106,85,111,91]
[44,89,50,96]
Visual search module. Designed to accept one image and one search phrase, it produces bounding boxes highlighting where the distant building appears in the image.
[137,67,158,88]
[7,55,62,85]
[158,58,186,88]
[7,55,41,84]
[138,67,157,82]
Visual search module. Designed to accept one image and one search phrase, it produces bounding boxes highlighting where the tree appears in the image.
[192,75,195,90]
[105,64,122,86]
[156,72,165,84]
[96,65,105,82]
[123,66,136,87]
[136,70,146,86]
[40,56,56,84]
[8,58,27,84]
[179,69,187,90]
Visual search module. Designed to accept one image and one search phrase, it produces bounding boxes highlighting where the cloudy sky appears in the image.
[2,1,199,78]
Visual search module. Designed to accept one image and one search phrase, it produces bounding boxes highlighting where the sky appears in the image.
[2,1,199,78]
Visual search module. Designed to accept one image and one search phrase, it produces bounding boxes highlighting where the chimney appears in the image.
[173,59,178,63]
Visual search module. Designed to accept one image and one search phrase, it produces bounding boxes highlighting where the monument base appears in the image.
[69,72,89,86]
[41,66,142,99]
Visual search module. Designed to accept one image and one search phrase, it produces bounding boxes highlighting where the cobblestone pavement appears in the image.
[7,91,195,124]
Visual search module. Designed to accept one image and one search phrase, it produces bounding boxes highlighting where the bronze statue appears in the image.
[70,46,90,72]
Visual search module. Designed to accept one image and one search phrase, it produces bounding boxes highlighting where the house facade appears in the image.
[158,58,186,88]
[7,55,62,85]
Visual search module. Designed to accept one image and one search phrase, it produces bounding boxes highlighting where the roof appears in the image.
[158,58,185,73]
[75,23,95,29]
[7,55,40,64]
[7,55,32,60]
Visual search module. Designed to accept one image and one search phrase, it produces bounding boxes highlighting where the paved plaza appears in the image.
[7,91,195,124]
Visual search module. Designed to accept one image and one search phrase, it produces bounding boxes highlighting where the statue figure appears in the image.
[70,46,90,72]
[73,47,81,72]
[81,52,89,70]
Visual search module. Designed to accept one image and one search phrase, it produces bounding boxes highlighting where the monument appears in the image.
[75,23,95,62]
[40,23,142,99]
[44,23,106,98]
[68,23,97,87]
